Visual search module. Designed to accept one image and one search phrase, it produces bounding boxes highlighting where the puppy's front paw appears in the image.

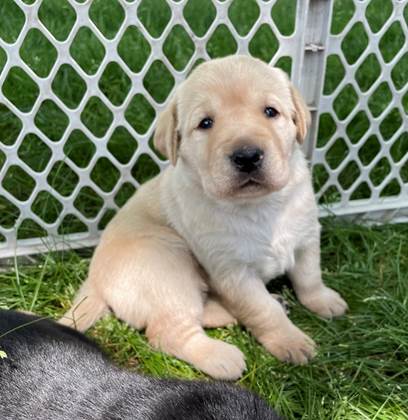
[300,286,348,318]
[195,339,246,380]
[261,325,316,365]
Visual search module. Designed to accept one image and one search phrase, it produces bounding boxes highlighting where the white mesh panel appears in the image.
[0,0,407,259]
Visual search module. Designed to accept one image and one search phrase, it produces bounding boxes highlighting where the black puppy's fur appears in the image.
[0,310,282,420]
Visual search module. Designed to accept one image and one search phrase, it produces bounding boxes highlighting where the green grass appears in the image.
[1,220,408,419]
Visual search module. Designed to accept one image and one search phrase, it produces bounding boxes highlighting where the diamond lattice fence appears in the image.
[312,0,408,222]
[0,0,407,259]
[0,0,304,258]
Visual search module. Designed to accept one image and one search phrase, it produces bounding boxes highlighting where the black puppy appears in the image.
[0,310,282,419]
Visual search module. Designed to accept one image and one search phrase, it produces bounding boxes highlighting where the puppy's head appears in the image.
[154,55,310,200]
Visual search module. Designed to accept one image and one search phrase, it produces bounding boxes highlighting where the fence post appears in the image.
[292,0,333,160]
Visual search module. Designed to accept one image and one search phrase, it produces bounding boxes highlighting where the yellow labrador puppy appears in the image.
[61,55,347,380]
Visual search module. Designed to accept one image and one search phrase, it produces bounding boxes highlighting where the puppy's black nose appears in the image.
[230,146,264,173]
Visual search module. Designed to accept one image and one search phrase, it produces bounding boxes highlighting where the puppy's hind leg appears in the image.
[127,239,246,380]
[147,314,245,380]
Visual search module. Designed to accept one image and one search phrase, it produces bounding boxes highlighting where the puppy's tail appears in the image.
[59,282,108,332]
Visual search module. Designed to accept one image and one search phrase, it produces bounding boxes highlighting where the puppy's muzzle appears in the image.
[229,146,264,174]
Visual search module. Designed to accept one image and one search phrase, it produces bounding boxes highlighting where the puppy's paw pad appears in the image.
[198,340,246,380]
[262,326,316,365]
[270,293,290,315]
[300,287,348,318]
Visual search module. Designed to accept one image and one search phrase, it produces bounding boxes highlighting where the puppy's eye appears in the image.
[198,118,214,130]
[264,107,279,118]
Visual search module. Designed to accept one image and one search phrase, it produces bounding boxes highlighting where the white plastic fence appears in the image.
[313,0,407,223]
[0,0,407,259]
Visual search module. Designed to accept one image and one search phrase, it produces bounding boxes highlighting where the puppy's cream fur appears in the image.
[60,56,347,380]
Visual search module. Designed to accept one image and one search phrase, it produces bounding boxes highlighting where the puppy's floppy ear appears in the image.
[290,84,311,144]
[153,94,180,165]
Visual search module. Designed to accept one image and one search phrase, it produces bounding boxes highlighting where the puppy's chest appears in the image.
[188,209,307,281]
[229,220,299,281]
